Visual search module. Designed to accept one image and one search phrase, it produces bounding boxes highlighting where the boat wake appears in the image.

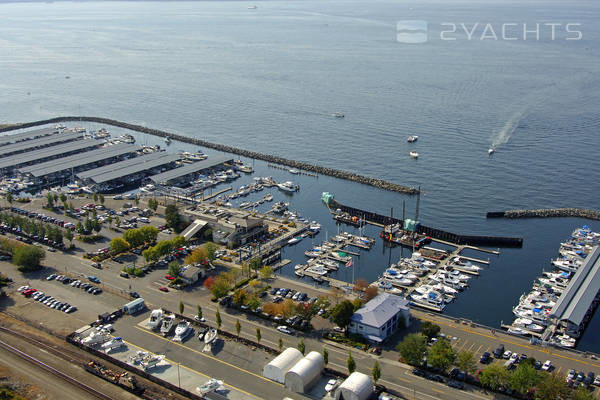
[491,107,528,148]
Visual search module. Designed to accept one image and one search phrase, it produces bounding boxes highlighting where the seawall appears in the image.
[487,208,600,221]
[0,116,419,195]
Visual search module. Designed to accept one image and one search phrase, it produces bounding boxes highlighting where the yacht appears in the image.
[118,134,135,144]
[272,201,289,213]
[238,164,253,173]
[197,378,225,395]
[82,329,111,345]
[277,181,299,192]
[409,151,419,158]
[147,309,163,330]
[321,259,339,270]
[160,314,176,336]
[288,236,302,245]
[173,321,192,342]
[309,221,322,232]
[248,5,257,9]
[289,168,300,174]
[306,264,328,276]
[410,291,446,311]
[294,264,305,270]
[141,354,166,371]
[513,317,544,332]
[488,147,495,155]
[101,337,125,353]
[204,328,218,344]
[407,135,418,143]
[378,280,393,290]
[507,327,526,335]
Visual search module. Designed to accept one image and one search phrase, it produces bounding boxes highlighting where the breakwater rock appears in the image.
[487,208,600,221]
[1,116,419,195]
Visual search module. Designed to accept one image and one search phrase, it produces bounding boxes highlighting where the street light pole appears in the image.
[177,362,181,388]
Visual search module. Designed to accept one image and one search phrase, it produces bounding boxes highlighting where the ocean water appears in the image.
[1,0,600,350]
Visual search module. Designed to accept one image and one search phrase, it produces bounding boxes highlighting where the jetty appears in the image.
[487,208,600,221]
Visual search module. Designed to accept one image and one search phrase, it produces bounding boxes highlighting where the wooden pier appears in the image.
[202,186,232,201]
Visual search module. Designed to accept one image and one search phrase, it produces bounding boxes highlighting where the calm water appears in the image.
[1,0,600,350]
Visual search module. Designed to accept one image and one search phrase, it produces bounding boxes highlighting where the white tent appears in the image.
[263,348,303,383]
[284,351,324,393]
[335,372,373,400]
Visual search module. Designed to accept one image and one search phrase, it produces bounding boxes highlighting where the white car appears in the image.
[503,350,512,359]
[324,378,339,392]
[276,326,293,335]
[542,360,552,371]
[509,352,519,362]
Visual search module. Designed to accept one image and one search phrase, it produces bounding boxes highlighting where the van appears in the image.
[504,359,516,369]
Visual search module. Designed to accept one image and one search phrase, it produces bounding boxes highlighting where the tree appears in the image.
[235,319,241,337]
[124,228,144,248]
[197,304,203,321]
[99,194,104,204]
[331,300,355,330]
[46,192,54,208]
[205,242,217,261]
[455,350,477,375]
[179,300,184,314]
[396,333,428,366]
[509,363,541,395]
[278,337,283,351]
[165,204,181,231]
[59,193,67,204]
[572,387,595,400]
[479,364,510,391]
[255,328,261,344]
[140,225,158,243]
[323,348,329,366]
[13,246,45,271]
[259,265,274,280]
[185,246,208,265]
[92,218,101,234]
[64,228,73,245]
[347,352,356,374]
[215,309,222,329]
[372,361,381,383]
[428,338,456,371]
[148,198,158,211]
[535,373,569,400]
[110,237,130,254]
[168,261,182,278]
[420,321,441,340]
[354,278,369,291]
[6,193,12,205]
[364,285,378,301]
[249,257,262,273]
[297,339,305,355]
[93,192,98,202]
[134,195,139,205]
[210,275,231,298]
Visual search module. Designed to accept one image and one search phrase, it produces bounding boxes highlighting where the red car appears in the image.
[22,288,37,296]
[158,286,169,292]
[164,274,175,280]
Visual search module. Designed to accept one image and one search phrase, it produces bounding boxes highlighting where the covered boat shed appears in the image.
[334,372,373,400]
[263,348,303,384]
[284,351,324,393]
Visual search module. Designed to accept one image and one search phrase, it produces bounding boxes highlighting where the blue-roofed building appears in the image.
[348,293,410,343]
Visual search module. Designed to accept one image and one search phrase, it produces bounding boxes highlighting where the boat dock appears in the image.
[202,186,232,201]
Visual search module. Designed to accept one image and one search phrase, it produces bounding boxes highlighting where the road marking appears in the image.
[475,344,483,354]
[134,326,284,388]
[557,366,562,374]
[431,388,445,394]
[468,343,475,352]
[379,379,441,400]
[398,377,411,384]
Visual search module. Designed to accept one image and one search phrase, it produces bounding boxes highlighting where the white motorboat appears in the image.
[289,168,300,174]
[248,5,257,9]
[306,264,328,276]
[407,135,418,143]
[173,321,191,342]
[129,350,148,365]
[82,329,111,345]
[101,337,125,352]
[160,314,176,336]
[277,181,299,192]
[409,151,419,158]
[488,147,494,155]
[332,112,344,118]
[410,291,446,311]
[238,164,253,173]
[141,354,166,371]
[164,136,171,144]
[204,328,218,344]
[507,327,526,335]
[309,221,321,232]
[288,236,302,245]
[197,378,225,395]
[294,264,305,270]
[378,280,393,290]
[147,309,163,330]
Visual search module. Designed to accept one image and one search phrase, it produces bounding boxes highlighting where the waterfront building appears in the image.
[348,293,410,343]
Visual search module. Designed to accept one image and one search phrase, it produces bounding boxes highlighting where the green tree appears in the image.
[165,204,181,231]
[256,328,262,344]
[13,246,45,271]
[45,192,54,208]
[168,261,182,278]
[396,333,427,366]
[178,300,184,314]
[205,242,217,261]
[347,351,356,374]
[509,363,541,394]
[6,193,12,204]
[249,257,262,273]
[420,321,441,340]
[59,192,67,204]
[110,237,130,254]
[455,350,477,374]
[148,198,158,211]
[571,386,595,400]
[92,218,101,234]
[84,217,93,233]
[428,338,456,371]
[298,339,305,355]
[479,364,510,391]
[372,360,381,383]
[259,265,274,280]
[64,228,73,245]
[197,305,203,321]
[99,194,104,204]
[124,228,144,248]
[278,337,283,351]
[323,348,329,366]
[235,319,241,337]
[93,192,98,202]
[535,373,569,400]
[134,195,139,206]
[216,309,222,329]
[330,300,355,329]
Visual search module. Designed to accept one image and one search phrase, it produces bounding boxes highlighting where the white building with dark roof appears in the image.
[348,292,410,343]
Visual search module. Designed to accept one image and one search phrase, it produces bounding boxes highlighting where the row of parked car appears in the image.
[10,207,75,230]
[566,369,600,389]
[0,223,66,250]
[46,273,103,295]
[489,344,552,371]
[18,285,77,313]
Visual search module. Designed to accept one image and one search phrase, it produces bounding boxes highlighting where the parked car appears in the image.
[88,276,100,283]
[120,272,130,278]
[541,360,552,371]
[447,381,464,390]
[158,286,169,292]
[276,326,293,335]
[479,352,491,364]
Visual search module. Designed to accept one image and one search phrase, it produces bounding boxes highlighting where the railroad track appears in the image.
[0,336,113,400]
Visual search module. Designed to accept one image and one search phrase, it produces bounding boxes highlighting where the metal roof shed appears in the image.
[334,372,373,400]
[263,348,303,384]
[284,351,324,393]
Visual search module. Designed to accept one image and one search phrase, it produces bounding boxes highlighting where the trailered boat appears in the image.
[147,309,163,330]
[197,378,225,395]
[160,314,176,336]
[204,328,217,344]
[173,321,191,342]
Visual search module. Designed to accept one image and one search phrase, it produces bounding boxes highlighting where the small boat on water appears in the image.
[332,112,344,118]
[164,136,171,144]
[409,151,419,158]
[488,147,495,155]
[289,168,300,174]
[407,135,418,143]
[277,181,299,192]
[248,5,257,9]
[288,236,302,245]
